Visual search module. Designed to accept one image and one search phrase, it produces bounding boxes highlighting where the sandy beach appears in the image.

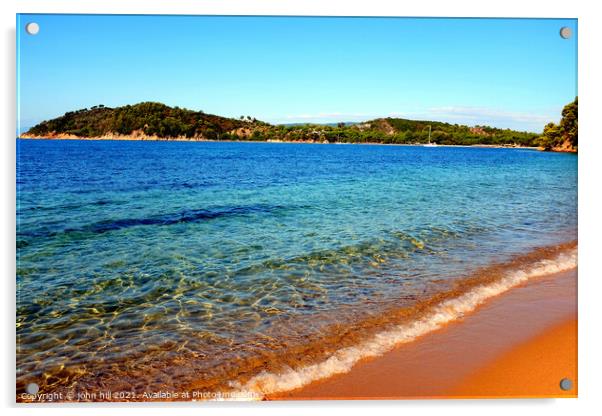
[271,268,577,400]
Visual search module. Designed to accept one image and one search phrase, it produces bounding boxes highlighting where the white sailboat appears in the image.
[423,125,438,147]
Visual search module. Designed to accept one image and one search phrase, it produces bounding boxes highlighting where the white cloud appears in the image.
[429,106,553,124]
[269,106,559,132]
[271,112,372,124]
[412,106,557,132]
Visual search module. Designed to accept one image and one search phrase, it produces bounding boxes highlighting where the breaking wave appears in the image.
[231,246,577,398]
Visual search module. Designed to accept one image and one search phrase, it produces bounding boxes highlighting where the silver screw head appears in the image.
[559,27,572,39]
[559,377,573,391]
[25,22,40,35]
[25,382,39,395]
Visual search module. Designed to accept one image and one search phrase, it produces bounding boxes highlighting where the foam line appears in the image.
[231,247,577,398]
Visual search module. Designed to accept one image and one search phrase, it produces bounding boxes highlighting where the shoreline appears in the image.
[269,267,577,400]
[15,243,578,402]
[17,135,547,151]
[16,242,578,402]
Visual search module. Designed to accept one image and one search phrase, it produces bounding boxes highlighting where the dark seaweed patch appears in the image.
[19,204,292,239]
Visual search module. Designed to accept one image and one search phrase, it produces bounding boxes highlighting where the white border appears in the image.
[3,1,601,415]
[1,0,584,18]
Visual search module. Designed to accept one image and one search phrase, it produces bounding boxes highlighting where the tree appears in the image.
[538,123,562,150]
[560,97,578,148]
[537,97,578,151]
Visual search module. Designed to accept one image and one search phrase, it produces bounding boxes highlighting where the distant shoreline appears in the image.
[17,135,553,151]
[20,100,577,153]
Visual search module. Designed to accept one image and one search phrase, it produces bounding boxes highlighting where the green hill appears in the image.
[346,117,539,146]
[23,102,263,140]
[22,101,544,147]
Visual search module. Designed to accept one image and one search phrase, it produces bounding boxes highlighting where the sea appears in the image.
[16,140,577,400]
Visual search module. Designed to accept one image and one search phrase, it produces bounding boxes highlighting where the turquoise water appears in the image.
[16,140,577,396]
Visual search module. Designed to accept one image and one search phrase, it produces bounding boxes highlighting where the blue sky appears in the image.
[17,15,577,133]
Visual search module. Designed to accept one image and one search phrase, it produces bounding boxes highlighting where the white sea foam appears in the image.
[231,248,577,398]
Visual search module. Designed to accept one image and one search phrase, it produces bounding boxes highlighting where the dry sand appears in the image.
[270,268,577,400]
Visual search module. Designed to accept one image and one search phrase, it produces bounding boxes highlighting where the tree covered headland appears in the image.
[22,100,572,150]
[24,102,262,141]
[536,97,578,152]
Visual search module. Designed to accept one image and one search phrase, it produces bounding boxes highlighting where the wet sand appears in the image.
[271,268,577,400]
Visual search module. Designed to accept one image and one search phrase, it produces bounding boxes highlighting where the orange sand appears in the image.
[452,318,577,398]
[271,268,577,400]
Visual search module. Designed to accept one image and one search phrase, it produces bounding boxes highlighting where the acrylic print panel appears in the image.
[16,14,578,402]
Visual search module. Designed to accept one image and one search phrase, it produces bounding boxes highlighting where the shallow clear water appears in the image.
[16,140,577,396]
